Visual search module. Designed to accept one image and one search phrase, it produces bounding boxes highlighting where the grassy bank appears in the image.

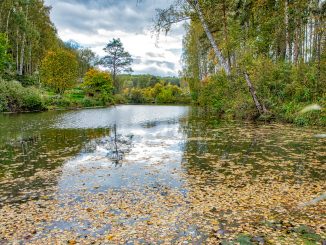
[0,78,191,113]
[0,79,114,113]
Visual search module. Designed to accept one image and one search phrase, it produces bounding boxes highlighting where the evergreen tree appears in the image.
[100,38,133,92]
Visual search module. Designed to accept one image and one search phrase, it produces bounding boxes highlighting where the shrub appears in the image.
[82,68,114,103]
[113,94,128,104]
[156,88,174,103]
[18,74,40,87]
[0,79,45,112]
[190,57,325,125]
[22,87,45,111]
[129,88,145,103]
[197,74,230,113]
[81,97,95,107]
[123,82,190,104]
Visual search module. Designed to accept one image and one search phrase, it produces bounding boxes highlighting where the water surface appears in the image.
[0,105,325,243]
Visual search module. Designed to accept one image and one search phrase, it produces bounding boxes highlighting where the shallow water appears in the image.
[0,105,325,243]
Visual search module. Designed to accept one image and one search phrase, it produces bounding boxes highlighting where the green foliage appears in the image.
[197,74,229,114]
[248,57,325,125]
[122,82,190,104]
[44,87,105,110]
[22,87,45,111]
[40,49,79,93]
[64,41,98,79]
[129,88,146,103]
[174,0,325,125]
[0,34,11,75]
[119,74,181,89]
[0,79,45,112]
[0,0,59,78]
[192,62,325,125]
[18,73,40,87]
[113,94,128,104]
[82,68,114,103]
[156,84,183,103]
[100,38,133,92]
[293,225,323,244]
[156,88,174,103]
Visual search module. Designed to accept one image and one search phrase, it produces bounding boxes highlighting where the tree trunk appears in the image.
[245,73,267,115]
[309,16,313,61]
[19,33,25,76]
[192,1,231,75]
[222,0,231,68]
[5,7,12,44]
[28,43,32,75]
[113,66,118,93]
[187,0,266,115]
[317,29,322,76]
[16,30,19,74]
[294,21,299,64]
[285,0,290,61]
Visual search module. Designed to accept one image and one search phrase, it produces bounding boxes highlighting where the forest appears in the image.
[0,1,325,244]
[153,0,325,125]
[0,0,325,125]
[0,0,186,112]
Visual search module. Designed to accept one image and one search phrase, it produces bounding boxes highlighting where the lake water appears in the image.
[0,105,325,243]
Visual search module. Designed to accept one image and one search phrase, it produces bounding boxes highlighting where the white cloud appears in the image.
[45,0,185,76]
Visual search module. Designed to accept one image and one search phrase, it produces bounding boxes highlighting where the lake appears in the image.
[0,105,325,244]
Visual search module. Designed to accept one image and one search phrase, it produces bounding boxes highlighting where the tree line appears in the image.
[0,0,324,125]
[0,0,58,77]
[0,0,134,111]
[154,0,325,124]
[0,0,186,112]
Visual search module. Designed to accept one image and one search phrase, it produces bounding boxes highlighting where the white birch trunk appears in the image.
[245,73,267,115]
[186,0,266,115]
[285,0,290,61]
[191,1,231,75]
[5,8,12,43]
[16,30,19,74]
[19,33,25,76]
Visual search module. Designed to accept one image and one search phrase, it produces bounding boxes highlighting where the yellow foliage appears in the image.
[40,49,78,93]
[82,68,113,96]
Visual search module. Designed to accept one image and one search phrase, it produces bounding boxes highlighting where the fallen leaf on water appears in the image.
[106,234,115,240]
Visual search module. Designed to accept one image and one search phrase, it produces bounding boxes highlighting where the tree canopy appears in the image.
[0,34,11,75]
[0,0,59,77]
[82,68,113,102]
[154,0,325,119]
[100,38,133,92]
[40,49,78,93]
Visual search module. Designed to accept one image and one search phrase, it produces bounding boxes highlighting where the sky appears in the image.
[44,0,185,77]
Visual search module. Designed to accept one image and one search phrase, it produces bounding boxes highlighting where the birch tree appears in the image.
[153,0,267,114]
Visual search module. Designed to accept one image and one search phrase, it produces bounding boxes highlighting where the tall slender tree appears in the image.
[100,38,133,92]
[153,0,267,114]
[0,0,58,77]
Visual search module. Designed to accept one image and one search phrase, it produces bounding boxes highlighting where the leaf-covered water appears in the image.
[0,105,325,244]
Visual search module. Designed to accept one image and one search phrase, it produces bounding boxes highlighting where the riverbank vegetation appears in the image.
[155,0,325,126]
[0,0,186,113]
[116,74,190,104]
[0,0,325,126]
[0,31,185,112]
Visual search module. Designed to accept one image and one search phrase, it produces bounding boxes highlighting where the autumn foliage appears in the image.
[82,68,113,102]
[40,49,78,93]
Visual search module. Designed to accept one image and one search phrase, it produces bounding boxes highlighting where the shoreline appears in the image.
[1,104,324,128]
